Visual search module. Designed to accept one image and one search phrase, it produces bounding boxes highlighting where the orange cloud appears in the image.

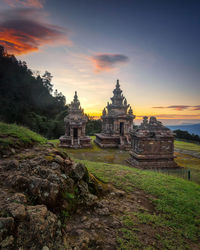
[0,9,71,55]
[4,0,45,8]
[91,53,129,72]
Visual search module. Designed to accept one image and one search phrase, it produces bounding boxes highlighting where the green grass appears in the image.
[55,137,200,165]
[48,136,101,152]
[56,137,200,185]
[175,152,200,170]
[48,139,59,145]
[117,214,142,249]
[0,122,47,148]
[55,137,200,185]
[55,136,129,164]
[77,159,200,248]
[50,137,200,153]
[175,140,200,152]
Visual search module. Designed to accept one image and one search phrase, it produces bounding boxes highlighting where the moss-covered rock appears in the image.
[0,144,106,249]
[0,122,47,157]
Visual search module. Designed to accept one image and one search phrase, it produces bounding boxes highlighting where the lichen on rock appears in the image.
[0,144,105,249]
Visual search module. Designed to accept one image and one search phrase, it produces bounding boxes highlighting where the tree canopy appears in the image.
[0,45,68,139]
[174,129,200,143]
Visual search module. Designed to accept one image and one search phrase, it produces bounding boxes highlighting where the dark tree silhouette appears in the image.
[0,46,68,139]
[86,115,102,135]
[174,130,200,143]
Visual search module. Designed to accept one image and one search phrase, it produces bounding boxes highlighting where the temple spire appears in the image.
[74,91,78,102]
[128,106,133,115]
[111,79,124,106]
[102,108,106,116]
[116,79,120,88]
[70,91,81,110]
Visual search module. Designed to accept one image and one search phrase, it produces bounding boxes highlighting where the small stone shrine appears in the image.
[59,91,91,148]
[127,116,179,168]
[95,80,135,149]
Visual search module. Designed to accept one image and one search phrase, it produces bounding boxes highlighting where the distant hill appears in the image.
[167,124,200,135]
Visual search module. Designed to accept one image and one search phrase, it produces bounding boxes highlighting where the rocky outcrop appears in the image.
[0,145,103,249]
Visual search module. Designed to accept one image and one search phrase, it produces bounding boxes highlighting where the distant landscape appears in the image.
[0,1,200,249]
[167,123,200,136]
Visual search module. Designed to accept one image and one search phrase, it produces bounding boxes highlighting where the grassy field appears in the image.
[175,140,200,152]
[78,159,200,249]
[0,122,47,149]
[50,136,130,164]
[175,152,200,170]
[50,137,200,184]
[56,137,200,247]
[50,137,200,165]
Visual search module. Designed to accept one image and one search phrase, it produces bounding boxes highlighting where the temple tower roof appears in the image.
[132,116,173,138]
[103,79,135,117]
[65,91,87,122]
[69,91,81,111]
[111,79,124,106]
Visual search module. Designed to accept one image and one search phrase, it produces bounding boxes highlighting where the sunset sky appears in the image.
[0,0,200,125]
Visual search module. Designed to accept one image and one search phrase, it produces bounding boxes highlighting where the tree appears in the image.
[86,115,102,135]
[0,45,5,57]
[0,46,68,139]
[174,129,200,143]
[42,71,53,93]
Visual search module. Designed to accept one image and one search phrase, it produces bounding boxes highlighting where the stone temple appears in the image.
[95,80,135,149]
[127,116,179,169]
[59,91,91,148]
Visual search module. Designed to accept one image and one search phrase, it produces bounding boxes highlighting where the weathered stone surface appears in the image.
[95,80,135,150]
[0,145,102,249]
[14,204,59,248]
[54,154,64,164]
[7,203,27,219]
[127,116,179,169]
[9,193,27,203]
[59,91,91,148]
[1,235,14,248]
[0,217,14,231]
[69,163,89,181]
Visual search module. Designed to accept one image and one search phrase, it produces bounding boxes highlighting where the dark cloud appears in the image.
[152,105,197,111]
[0,8,70,55]
[192,105,200,110]
[4,0,45,9]
[91,53,129,72]
[137,114,200,119]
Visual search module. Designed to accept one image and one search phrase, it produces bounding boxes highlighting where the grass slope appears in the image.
[0,122,47,149]
[175,152,200,170]
[78,159,200,249]
[175,140,200,152]
[52,137,200,168]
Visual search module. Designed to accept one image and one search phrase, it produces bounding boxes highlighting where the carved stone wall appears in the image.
[127,116,179,168]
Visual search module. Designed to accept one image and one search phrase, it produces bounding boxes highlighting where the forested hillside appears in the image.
[0,46,68,138]
[168,124,200,136]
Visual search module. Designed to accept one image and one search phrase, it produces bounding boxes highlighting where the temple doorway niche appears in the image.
[120,122,124,135]
[73,128,78,139]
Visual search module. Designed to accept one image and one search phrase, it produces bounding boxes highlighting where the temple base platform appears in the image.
[127,151,180,169]
[95,133,131,150]
[59,135,91,148]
